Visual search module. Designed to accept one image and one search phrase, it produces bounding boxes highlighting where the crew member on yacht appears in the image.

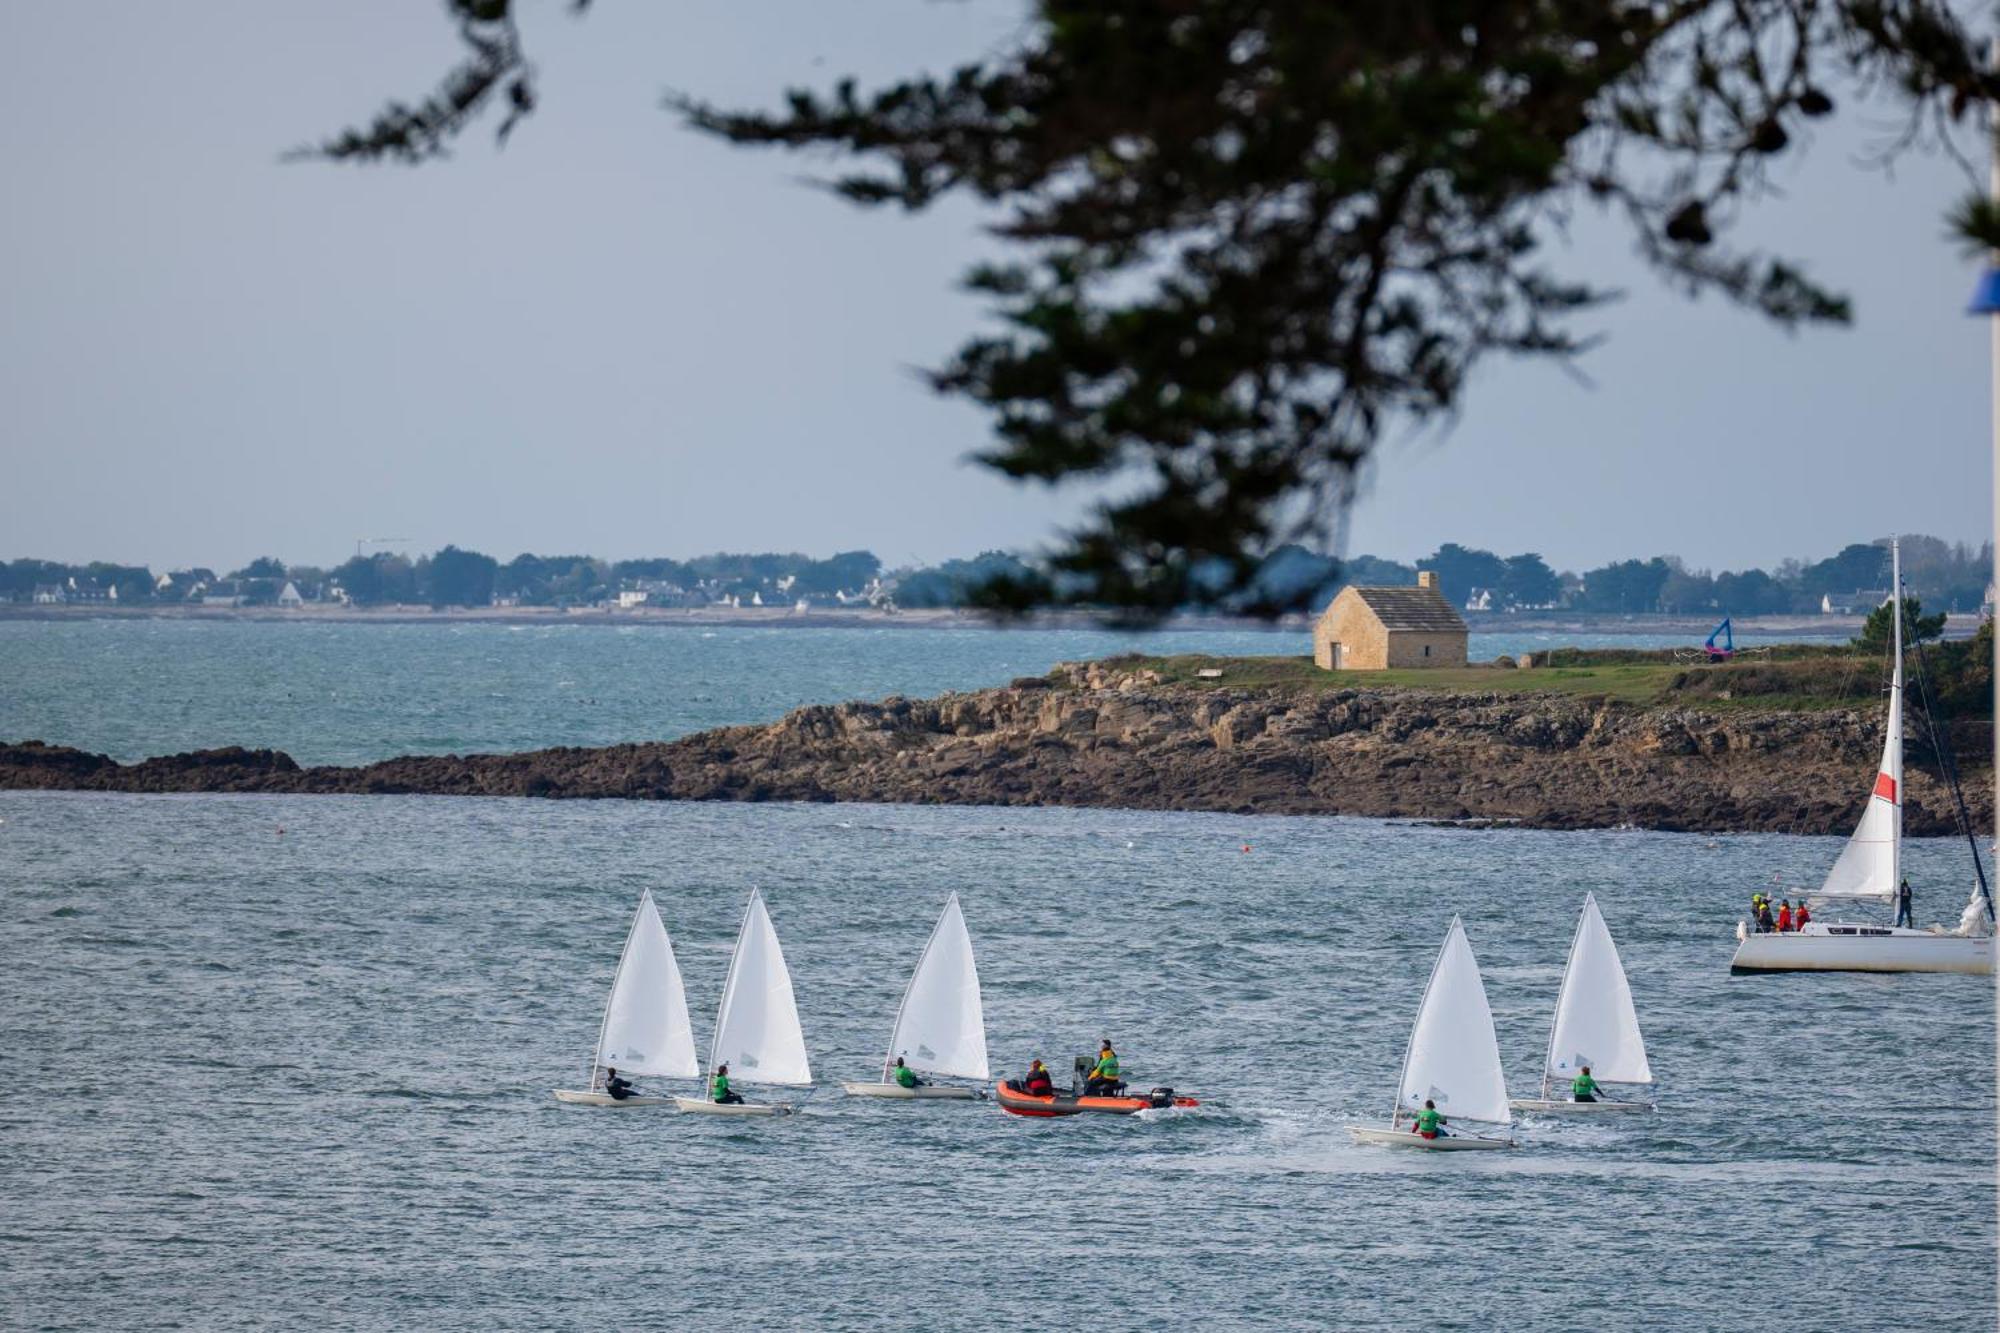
[711,1063,744,1105]
[1794,900,1811,930]
[1755,898,1776,934]
[891,1056,927,1090]
[604,1067,635,1101]
[1414,1099,1447,1139]
[1084,1040,1121,1096]
[1571,1066,1599,1103]
[1776,900,1793,933]
[1896,877,1914,928]
[1750,892,1768,930]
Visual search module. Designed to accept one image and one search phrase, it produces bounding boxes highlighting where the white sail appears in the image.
[593,890,698,1080]
[1819,548,1904,902]
[707,890,813,1087]
[1544,894,1651,1089]
[883,892,989,1081]
[1396,917,1511,1126]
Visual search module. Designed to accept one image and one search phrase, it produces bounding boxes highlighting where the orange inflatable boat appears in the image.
[993,1080,1198,1117]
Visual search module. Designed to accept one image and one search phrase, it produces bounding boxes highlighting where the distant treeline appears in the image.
[0,534,1989,613]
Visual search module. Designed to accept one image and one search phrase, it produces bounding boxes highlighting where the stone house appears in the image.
[1313,571,1469,670]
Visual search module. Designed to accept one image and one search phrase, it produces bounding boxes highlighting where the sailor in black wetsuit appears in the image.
[604,1068,635,1101]
[1020,1059,1055,1096]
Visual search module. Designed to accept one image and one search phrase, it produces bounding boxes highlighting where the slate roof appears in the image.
[1341,586,1467,633]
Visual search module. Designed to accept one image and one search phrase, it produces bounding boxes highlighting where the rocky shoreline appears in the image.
[1,661,1988,834]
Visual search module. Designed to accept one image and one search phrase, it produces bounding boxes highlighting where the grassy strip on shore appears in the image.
[1081,636,1994,718]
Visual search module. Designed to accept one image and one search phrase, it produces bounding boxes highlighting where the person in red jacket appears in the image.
[1020,1059,1055,1096]
[1795,901,1811,930]
[1776,900,1794,932]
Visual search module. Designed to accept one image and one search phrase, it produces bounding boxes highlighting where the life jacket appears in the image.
[1415,1108,1443,1136]
[894,1064,919,1088]
[711,1072,731,1100]
[1023,1070,1053,1095]
[1093,1051,1120,1080]
[1776,906,1792,931]
[1571,1073,1597,1098]
[1796,905,1810,928]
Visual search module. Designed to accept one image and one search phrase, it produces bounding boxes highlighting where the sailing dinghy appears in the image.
[675,889,813,1117]
[1511,894,1653,1114]
[841,892,990,1100]
[552,889,698,1107]
[1730,538,1994,975]
[1347,917,1515,1150]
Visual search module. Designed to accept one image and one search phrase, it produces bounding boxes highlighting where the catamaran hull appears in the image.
[672,1097,796,1117]
[1346,1125,1513,1151]
[1509,1098,1651,1115]
[839,1081,979,1100]
[1730,932,1992,975]
[552,1090,675,1108]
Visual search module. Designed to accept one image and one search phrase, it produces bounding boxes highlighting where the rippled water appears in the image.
[2,791,1990,1329]
[0,619,1838,766]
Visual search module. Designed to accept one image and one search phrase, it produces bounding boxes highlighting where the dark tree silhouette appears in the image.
[299,2,1998,615]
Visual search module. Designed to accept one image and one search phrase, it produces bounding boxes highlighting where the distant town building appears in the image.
[1313,571,1469,671]
[277,581,305,607]
[32,583,66,605]
[1820,589,1891,615]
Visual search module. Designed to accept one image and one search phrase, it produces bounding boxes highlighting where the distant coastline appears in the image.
[0,601,1942,638]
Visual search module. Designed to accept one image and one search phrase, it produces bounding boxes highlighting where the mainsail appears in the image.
[707,889,813,1087]
[1819,543,1903,903]
[593,889,698,1080]
[883,892,990,1081]
[1544,894,1651,1092]
[1396,917,1511,1126]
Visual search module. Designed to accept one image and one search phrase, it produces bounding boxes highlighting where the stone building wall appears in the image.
[1312,589,1391,669]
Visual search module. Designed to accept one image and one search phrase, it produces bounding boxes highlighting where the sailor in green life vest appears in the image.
[1084,1039,1122,1096]
[710,1062,745,1105]
[1413,1099,1447,1139]
[1570,1065,1599,1103]
[891,1056,927,1090]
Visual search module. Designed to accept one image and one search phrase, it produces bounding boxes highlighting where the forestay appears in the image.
[708,889,813,1087]
[594,889,698,1080]
[1545,894,1651,1088]
[884,892,989,1081]
[1397,917,1511,1126]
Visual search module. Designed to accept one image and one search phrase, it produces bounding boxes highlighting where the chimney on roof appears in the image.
[1417,570,1438,590]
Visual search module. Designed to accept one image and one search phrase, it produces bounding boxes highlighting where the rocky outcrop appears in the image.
[1,663,1988,834]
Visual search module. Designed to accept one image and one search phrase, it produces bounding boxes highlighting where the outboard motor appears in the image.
[1146,1087,1175,1109]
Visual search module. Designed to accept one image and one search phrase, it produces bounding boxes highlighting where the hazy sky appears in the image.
[2,2,1993,575]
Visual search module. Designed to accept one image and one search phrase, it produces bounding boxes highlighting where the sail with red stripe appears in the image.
[1818,549,1903,903]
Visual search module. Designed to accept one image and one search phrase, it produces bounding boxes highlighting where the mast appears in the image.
[1542,895,1591,1102]
[881,893,955,1082]
[586,891,648,1091]
[1890,536,1903,899]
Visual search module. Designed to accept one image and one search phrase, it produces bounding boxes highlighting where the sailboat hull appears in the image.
[673,1096,796,1117]
[839,1081,980,1100]
[1509,1098,1651,1115]
[1730,929,1992,975]
[552,1090,675,1108]
[1346,1124,1513,1151]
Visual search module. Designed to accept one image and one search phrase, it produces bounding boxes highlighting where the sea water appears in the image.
[0,790,1990,1329]
[0,619,1837,766]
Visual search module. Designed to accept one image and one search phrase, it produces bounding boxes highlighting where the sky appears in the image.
[0,2,1993,577]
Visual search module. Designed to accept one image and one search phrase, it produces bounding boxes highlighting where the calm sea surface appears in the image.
[0,619,1838,765]
[0,792,1991,1330]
